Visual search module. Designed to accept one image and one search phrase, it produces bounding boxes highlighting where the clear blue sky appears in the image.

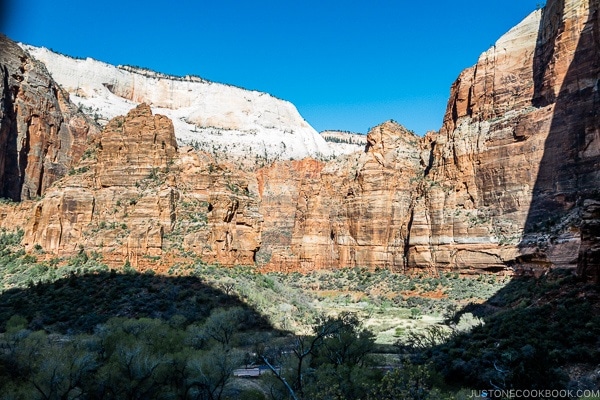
[3,1,543,134]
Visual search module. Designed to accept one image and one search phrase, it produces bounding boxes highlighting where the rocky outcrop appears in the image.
[95,103,177,187]
[258,121,422,272]
[405,8,548,272]
[404,0,600,274]
[20,45,332,165]
[0,35,99,201]
[22,104,262,269]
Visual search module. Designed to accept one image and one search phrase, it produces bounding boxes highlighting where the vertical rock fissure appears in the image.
[18,119,31,199]
[403,207,415,273]
[0,65,13,199]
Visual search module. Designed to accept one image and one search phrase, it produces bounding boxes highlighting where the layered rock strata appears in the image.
[257,0,600,274]
[21,104,261,270]
[2,0,600,275]
[0,35,99,200]
[255,121,423,272]
[406,0,600,274]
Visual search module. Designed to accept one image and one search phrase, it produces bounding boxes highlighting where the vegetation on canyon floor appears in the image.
[0,229,598,399]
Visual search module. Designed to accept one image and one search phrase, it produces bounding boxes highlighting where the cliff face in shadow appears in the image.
[523,0,600,281]
[0,35,100,201]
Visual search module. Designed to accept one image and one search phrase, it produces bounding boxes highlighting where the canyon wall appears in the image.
[21,45,332,165]
[0,35,99,201]
[2,0,600,277]
[19,104,262,270]
[257,121,422,273]
[258,0,600,275]
[415,0,600,276]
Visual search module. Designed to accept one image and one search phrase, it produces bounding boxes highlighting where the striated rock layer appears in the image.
[404,0,600,275]
[2,0,600,276]
[257,0,600,275]
[406,8,550,273]
[19,103,262,270]
[257,122,422,272]
[0,35,99,201]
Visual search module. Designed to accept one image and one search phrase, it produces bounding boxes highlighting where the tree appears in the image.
[186,347,243,400]
[202,307,246,349]
[311,312,376,368]
[259,312,377,400]
[367,362,433,400]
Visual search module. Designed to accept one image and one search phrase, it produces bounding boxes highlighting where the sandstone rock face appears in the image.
[3,0,600,276]
[95,103,177,187]
[257,121,422,272]
[259,0,600,275]
[406,9,547,273]
[20,45,332,165]
[406,0,600,274]
[204,0,595,278]
[22,104,261,269]
[0,35,99,200]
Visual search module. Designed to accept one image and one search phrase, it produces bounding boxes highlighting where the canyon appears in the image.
[0,0,599,280]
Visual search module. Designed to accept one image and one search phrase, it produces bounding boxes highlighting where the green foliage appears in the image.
[68,166,90,175]
[238,388,267,400]
[5,315,27,332]
[322,134,365,145]
[0,271,272,334]
[202,307,247,348]
[260,312,381,400]
[81,146,98,160]
[0,226,595,397]
[0,242,108,294]
[426,269,600,391]
[368,362,436,400]
[0,316,247,399]
[311,313,376,368]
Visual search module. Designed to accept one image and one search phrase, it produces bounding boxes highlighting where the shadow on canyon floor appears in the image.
[0,270,276,335]
[429,268,600,391]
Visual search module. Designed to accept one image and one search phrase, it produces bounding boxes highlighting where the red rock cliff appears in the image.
[257,121,422,272]
[3,0,600,276]
[21,104,261,270]
[0,35,99,200]
[409,0,600,275]
[258,0,600,275]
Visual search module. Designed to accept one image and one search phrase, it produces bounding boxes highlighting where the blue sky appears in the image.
[3,1,543,134]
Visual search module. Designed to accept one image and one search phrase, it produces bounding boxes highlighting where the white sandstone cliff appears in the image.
[21,45,333,164]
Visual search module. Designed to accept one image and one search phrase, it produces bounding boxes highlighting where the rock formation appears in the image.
[20,45,332,165]
[414,0,600,275]
[257,121,422,272]
[256,0,600,275]
[405,8,549,273]
[21,104,262,270]
[95,103,177,187]
[0,35,99,201]
[1,0,600,276]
